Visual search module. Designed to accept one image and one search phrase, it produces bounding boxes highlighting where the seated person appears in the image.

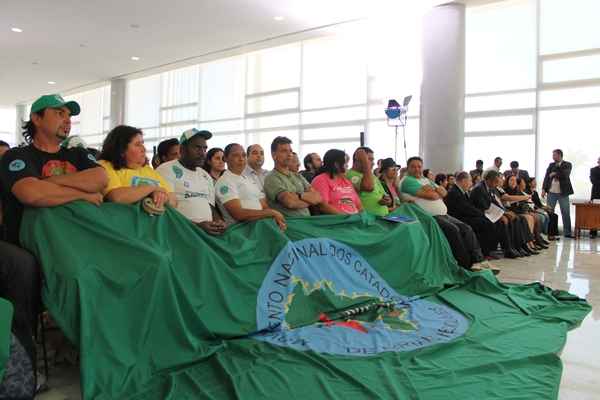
[300,152,322,183]
[311,149,362,215]
[154,138,180,168]
[470,170,521,259]
[216,143,285,230]
[0,93,107,372]
[346,147,391,217]
[243,144,269,193]
[98,125,176,209]
[379,158,402,210]
[0,141,9,158]
[156,128,226,235]
[504,176,548,249]
[400,157,487,270]
[289,152,301,173]
[434,173,448,189]
[264,137,321,217]
[527,177,558,240]
[203,148,225,183]
[445,172,501,261]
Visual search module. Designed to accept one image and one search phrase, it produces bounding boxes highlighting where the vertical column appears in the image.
[15,104,27,145]
[420,3,466,173]
[110,78,126,129]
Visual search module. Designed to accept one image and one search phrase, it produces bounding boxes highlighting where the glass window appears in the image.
[540,86,600,107]
[367,119,420,167]
[302,106,366,125]
[302,36,367,109]
[65,85,110,137]
[247,44,301,94]
[160,106,198,125]
[0,107,16,146]
[540,0,600,55]
[246,91,299,114]
[465,115,533,132]
[245,113,299,131]
[126,74,161,129]
[466,0,536,93]
[542,55,600,83]
[208,133,247,154]
[463,134,536,174]
[161,65,199,107]
[200,56,245,121]
[302,126,362,142]
[299,141,361,169]
[465,92,536,112]
[538,107,600,199]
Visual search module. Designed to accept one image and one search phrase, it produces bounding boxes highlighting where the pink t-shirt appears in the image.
[312,173,362,214]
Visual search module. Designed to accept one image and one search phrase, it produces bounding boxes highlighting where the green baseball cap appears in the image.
[180,128,212,144]
[30,94,80,116]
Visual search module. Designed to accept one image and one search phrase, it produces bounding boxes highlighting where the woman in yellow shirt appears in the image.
[98,125,176,209]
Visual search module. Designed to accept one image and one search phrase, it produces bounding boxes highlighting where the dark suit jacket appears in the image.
[470,181,505,212]
[542,161,574,196]
[591,166,600,200]
[503,169,530,182]
[445,185,485,220]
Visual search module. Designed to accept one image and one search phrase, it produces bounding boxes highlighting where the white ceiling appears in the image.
[0,0,449,107]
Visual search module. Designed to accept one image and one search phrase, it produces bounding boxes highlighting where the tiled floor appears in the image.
[35,237,599,400]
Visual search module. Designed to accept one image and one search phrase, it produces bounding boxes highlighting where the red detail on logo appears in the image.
[318,313,368,334]
[41,160,78,177]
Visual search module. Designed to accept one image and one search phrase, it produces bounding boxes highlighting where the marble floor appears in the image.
[35,237,599,400]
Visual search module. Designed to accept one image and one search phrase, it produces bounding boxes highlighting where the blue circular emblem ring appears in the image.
[253,238,469,356]
[8,159,26,172]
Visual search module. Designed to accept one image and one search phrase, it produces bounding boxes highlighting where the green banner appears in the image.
[21,202,590,399]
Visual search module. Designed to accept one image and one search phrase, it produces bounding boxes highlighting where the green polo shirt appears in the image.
[345,169,389,216]
[264,168,311,217]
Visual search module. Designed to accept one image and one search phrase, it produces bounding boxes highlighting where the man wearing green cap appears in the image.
[156,128,226,235]
[0,95,108,376]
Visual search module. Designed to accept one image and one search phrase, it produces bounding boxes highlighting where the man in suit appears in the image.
[503,161,530,181]
[542,149,574,238]
[446,171,500,261]
[590,157,600,237]
[470,170,521,259]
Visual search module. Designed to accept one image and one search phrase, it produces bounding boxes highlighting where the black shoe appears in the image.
[528,247,540,255]
[541,239,551,246]
[504,250,519,259]
[518,248,531,257]
[564,234,576,239]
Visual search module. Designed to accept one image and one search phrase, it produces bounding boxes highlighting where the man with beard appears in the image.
[156,128,225,235]
[0,94,108,389]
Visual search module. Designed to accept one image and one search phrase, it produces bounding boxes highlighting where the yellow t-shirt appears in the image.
[98,160,172,195]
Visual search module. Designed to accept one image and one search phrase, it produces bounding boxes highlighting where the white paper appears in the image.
[485,203,504,223]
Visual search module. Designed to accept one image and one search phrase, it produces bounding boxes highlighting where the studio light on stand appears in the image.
[385,96,412,164]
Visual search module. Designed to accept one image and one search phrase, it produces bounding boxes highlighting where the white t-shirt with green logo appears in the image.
[215,170,265,225]
[156,160,214,223]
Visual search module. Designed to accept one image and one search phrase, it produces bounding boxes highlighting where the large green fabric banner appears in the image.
[21,202,590,399]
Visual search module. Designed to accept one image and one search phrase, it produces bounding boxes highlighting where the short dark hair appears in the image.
[157,138,179,161]
[494,157,502,162]
[456,171,470,181]
[510,161,519,168]
[224,143,243,158]
[99,125,143,170]
[0,140,9,148]
[553,149,563,157]
[319,149,346,178]
[476,159,483,166]
[484,170,500,181]
[434,173,447,185]
[203,147,224,173]
[270,136,292,153]
[21,110,46,144]
[423,169,431,178]
[352,147,374,162]
[246,144,260,156]
[303,153,316,170]
[406,156,423,166]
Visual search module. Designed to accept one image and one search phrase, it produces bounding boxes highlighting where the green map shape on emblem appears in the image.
[284,277,417,332]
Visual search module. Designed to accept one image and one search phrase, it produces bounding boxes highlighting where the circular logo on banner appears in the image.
[253,238,469,356]
[8,159,26,172]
